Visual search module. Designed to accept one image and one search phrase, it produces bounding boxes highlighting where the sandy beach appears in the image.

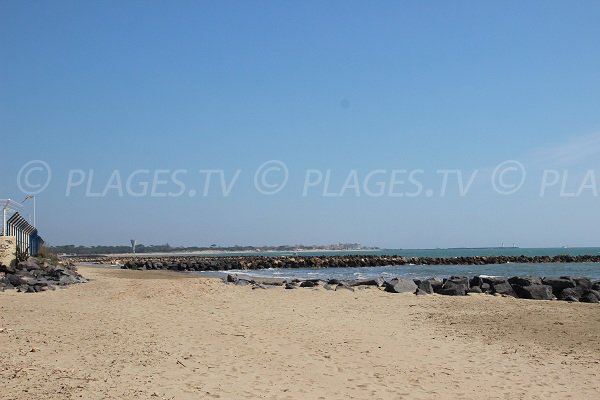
[1,266,599,400]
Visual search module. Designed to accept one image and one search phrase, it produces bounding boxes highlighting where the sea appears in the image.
[195,247,600,281]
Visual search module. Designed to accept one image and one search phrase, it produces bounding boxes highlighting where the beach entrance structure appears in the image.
[5,212,44,256]
[1,199,44,257]
[1,199,22,236]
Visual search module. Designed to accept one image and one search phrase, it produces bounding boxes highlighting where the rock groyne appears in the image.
[70,253,600,271]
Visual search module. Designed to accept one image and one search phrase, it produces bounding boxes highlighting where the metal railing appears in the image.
[3,210,44,256]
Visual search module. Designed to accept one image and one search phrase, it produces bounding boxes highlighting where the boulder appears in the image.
[481,276,507,285]
[0,264,16,274]
[384,278,417,294]
[352,278,384,287]
[447,276,470,287]
[469,276,483,288]
[573,278,592,289]
[299,280,318,288]
[558,287,584,301]
[580,292,599,304]
[542,277,575,294]
[584,289,600,301]
[508,276,542,287]
[426,278,444,293]
[413,279,434,294]
[6,274,28,286]
[438,280,467,296]
[512,284,554,300]
[491,281,516,297]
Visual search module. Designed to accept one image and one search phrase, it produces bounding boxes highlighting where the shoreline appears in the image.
[1,265,599,399]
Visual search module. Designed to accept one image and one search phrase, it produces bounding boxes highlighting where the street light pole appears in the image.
[22,195,36,227]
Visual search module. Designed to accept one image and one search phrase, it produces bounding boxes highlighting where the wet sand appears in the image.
[1,266,599,399]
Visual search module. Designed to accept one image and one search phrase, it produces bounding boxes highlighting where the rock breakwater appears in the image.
[71,253,600,271]
[226,274,600,303]
[1,258,87,293]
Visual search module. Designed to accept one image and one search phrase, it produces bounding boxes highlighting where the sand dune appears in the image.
[1,266,599,399]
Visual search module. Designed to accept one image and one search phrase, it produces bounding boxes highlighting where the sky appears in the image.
[1,0,600,248]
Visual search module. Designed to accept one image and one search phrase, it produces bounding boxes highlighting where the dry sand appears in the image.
[1,266,599,400]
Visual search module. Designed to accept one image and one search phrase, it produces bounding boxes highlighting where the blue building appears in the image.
[5,212,44,256]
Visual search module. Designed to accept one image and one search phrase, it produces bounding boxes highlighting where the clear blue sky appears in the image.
[1,0,599,248]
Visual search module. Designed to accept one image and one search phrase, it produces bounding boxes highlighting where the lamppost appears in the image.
[22,195,36,227]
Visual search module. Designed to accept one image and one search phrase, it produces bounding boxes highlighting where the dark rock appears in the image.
[584,289,600,301]
[512,284,554,300]
[427,278,444,293]
[18,259,40,270]
[467,286,483,294]
[414,279,434,294]
[580,292,599,303]
[352,278,384,287]
[438,280,467,296]
[508,276,542,287]
[438,286,466,296]
[469,276,483,288]
[481,283,491,293]
[542,277,575,293]
[558,287,584,301]
[284,282,297,289]
[481,276,507,285]
[299,280,317,288]
[491,281,516,297]
[447,276,470,287]
[414,287,429,295]
[384,278,417,294]
[6,274,28,286]
[0,264,16,274]
[573,278,592,289]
